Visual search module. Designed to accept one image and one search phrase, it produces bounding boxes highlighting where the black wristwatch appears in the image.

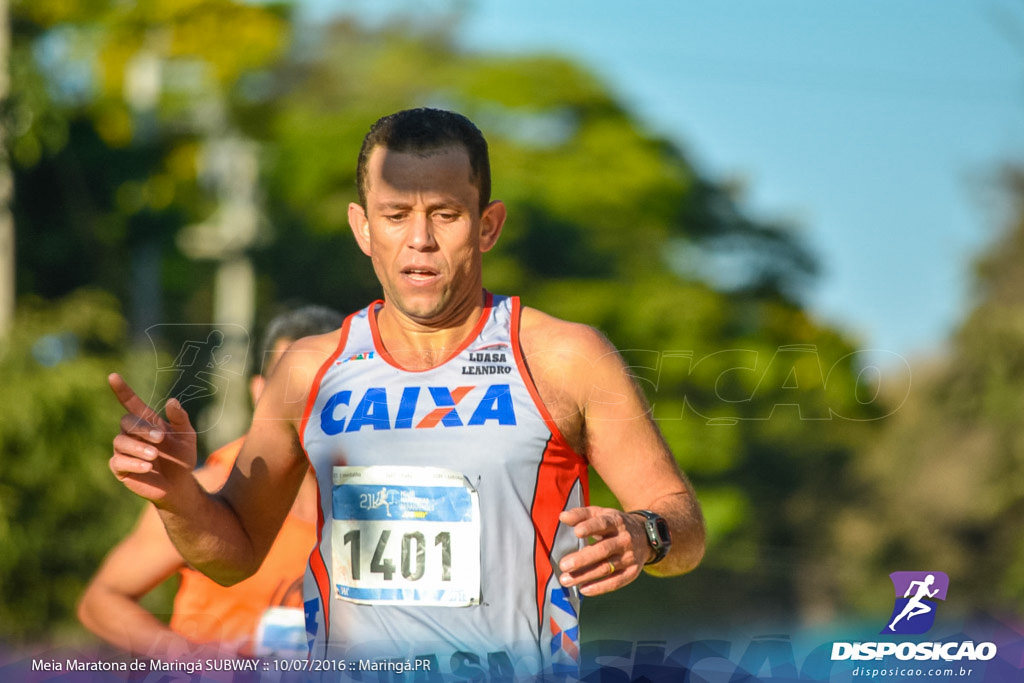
[631,510,672,565]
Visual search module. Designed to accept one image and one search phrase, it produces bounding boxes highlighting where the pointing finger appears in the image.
[108,373,162,425]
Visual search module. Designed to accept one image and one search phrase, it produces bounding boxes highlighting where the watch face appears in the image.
[655,517,671,544]
[633,510,671,565]
[644,521,660,547]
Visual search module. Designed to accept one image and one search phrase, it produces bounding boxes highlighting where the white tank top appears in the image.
[300,293,588,678]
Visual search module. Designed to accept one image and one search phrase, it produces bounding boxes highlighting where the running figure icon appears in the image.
[887,574,939,631]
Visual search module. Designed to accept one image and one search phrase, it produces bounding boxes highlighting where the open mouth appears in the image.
[402,266,439,282]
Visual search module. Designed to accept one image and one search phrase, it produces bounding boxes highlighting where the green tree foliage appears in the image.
[0,290,155,644]
[8,0,290,315]
[3,0,289,644]
[2,6,889,643]
[11,0,289,147]
[834,166,1024,619]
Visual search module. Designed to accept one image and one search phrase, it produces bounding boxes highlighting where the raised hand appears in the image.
[108,373,199,508]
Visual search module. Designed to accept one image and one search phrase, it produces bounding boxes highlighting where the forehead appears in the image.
[364,145,477,205]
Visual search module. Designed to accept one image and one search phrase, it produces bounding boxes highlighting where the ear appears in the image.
[348,202,372,257]
[249,374,265,405]
[479,200,506,253]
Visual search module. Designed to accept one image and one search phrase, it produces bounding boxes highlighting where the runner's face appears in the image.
[348,146,504,326]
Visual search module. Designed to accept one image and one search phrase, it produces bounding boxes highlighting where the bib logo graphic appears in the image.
[359,487,395,516]
[882,571,949,634]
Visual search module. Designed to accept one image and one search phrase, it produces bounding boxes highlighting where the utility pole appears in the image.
[126,42,264,448]
[124,48,165,345]
[0,0,15,341]
[178,132,265,448]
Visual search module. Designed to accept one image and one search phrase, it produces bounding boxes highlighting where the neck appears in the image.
[375,290,487,370]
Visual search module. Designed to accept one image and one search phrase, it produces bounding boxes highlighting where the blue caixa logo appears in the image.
[881,571,949,635]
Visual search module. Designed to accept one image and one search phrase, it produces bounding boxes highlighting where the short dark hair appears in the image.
[356,108,491,212]
[256,305,344,376]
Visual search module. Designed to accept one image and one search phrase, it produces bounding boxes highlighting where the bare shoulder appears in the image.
[256,328,343,422]
[281,329,344,368]
[227,331,341,509]
[270,328,343,381]
[518,307,628,453]
[518,306,618,361]
[518,306,628,388]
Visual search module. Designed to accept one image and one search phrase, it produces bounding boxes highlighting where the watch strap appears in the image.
[630,509,671,565]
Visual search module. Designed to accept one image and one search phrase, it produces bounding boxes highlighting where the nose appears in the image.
[408,212,438,251]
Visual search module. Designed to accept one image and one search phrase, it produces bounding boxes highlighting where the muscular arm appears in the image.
[108,334,333,586]
[520,308,705,595]
[205,368,312,583]
[574,330,705,577]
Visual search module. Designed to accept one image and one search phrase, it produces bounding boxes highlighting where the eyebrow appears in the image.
[374,199,465,211]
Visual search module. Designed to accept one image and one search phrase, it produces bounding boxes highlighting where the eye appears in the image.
[433,211,459,222]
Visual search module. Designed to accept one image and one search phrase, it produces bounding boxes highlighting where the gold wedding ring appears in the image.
[607,561,615,575]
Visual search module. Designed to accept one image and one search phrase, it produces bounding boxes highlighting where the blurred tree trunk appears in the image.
[0,0,13,340]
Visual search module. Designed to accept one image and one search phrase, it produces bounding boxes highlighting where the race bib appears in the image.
[331,466,481,607]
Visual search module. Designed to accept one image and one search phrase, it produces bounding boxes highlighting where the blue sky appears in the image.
[299,0,1024,364]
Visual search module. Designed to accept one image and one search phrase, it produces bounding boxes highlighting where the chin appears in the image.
[395,297,447,322]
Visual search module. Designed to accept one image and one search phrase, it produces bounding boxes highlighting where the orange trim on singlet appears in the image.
[298,313,354,653]
[298,315,353,450]
[510,296,590,631]
[307,500,331,657]
[368,292,495,372]
[529,438,587,633]
[509,296,578,456]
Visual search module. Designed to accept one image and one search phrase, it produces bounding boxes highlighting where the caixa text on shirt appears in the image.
[320,384,517,433]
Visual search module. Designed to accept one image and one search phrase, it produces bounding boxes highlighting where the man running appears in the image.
[108,108,705,677]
